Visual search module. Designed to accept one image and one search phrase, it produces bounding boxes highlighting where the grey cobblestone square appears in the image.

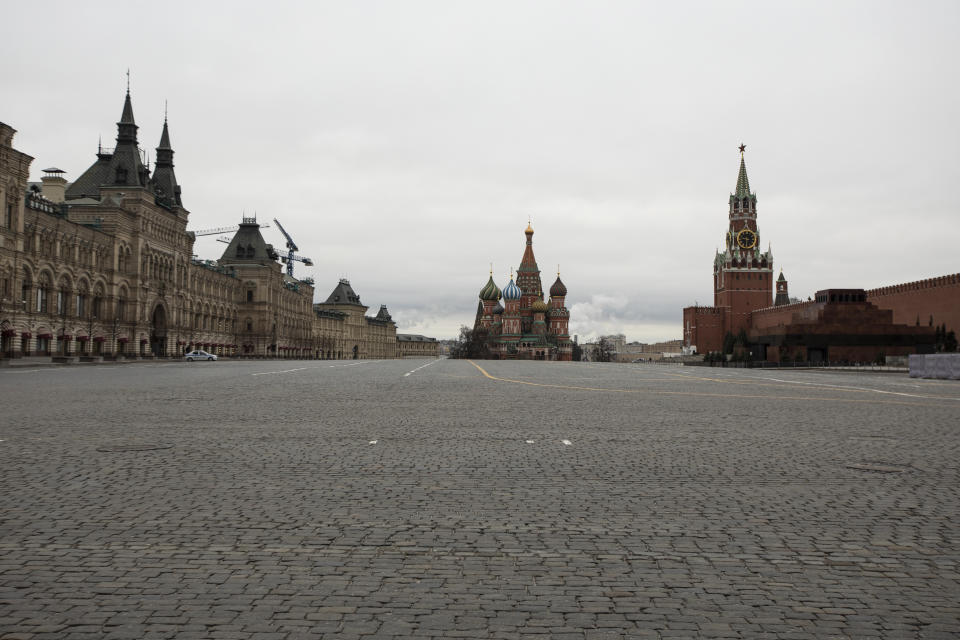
[1,359,959,638]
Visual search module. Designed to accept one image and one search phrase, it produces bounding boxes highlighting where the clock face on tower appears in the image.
[736,229,757,249]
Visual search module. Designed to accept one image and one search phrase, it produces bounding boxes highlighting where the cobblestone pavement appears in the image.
[1,359,959,639]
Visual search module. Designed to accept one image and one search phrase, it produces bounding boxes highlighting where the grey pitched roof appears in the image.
[324,279,363,305]
[65,154,111,200]
[375,304,392,321]
[397,334,437,342]
[219,221,277,264]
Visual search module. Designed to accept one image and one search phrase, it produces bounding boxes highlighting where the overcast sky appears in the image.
[4,1,958,341]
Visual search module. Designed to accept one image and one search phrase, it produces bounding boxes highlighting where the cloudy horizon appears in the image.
[5,1,958,341]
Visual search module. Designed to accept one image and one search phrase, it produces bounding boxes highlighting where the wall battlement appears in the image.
[868,274,960,297]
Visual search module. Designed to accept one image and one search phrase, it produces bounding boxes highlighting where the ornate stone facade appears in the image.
[1,89,407,361]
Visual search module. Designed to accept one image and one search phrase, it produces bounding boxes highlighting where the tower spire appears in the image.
[734,144,751,198]
[152,108,181,207]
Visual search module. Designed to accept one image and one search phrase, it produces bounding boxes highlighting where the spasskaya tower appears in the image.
[713,145,775,335]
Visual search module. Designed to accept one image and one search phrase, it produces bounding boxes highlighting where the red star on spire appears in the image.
[738,143,746,155]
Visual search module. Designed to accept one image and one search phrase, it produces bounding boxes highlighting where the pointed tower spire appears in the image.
[101,84,147,187]
[152,107,181,207]
[734,144,751,198]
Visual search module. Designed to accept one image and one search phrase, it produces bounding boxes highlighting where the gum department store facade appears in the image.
[0,89,411,361]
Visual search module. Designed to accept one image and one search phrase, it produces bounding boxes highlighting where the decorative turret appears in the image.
[531,298,548,336]
[502,276,522,301]
[479,274,502,301]
[375,305,393,322]
[547,269,570,340]
[549,274,567,298]
[774,270,790,306]
[500,273,523,338]
[151,109,182,208]
[477,271,502,329]
[109,87,150,188]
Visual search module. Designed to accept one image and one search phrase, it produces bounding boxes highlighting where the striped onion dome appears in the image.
[531,299,549,313]
[478,275,502,301]
[502,278,522,301]
[549,276,567,297]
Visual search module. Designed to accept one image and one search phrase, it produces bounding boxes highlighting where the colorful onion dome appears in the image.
[478,275,502,301]
[550,275,567,297]
[493,302,504,314]
[502,278,522,300]
[531,299,549,313]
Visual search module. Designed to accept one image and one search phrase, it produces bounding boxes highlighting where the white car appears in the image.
[185,350,217,361]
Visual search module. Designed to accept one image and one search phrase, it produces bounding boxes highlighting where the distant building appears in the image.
[0,87,412,361]
[397,333,439,358]
[473,223,572,360]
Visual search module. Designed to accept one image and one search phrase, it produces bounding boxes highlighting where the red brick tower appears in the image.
[516,221,543,335]
[774,270,790,306]
[713,146,774,335]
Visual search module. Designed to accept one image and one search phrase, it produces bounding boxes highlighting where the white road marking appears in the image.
[561,439,572,446]
[404,359,440,377]
[328,360,381,368]
[525,440,535,444]
[252,368,308,376]
[369,440,378,445]
[754,375,957,400]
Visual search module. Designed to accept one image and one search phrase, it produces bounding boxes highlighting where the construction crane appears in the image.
[273,218,314,277]
[190,221,271,237]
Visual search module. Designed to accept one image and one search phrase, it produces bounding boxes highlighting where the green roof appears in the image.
[734,156,752,198]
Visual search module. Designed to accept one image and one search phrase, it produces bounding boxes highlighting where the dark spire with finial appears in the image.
[117,72,138,144]
[151,101,181,207]
[66,77,149,199]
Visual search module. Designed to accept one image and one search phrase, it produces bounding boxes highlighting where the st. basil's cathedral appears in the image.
[473,223,572,360]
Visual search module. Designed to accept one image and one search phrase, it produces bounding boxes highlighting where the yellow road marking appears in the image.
[466,361,952,407]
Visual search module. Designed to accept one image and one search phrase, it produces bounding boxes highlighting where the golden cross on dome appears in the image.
[739,143,746,156]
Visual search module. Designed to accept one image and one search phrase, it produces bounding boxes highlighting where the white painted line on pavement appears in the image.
[369,440,378,445]
[755,375,958,401]
[252,368,308,376]
[561,439,572,446]
[404,359,440,377]
[525,440,535,444]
